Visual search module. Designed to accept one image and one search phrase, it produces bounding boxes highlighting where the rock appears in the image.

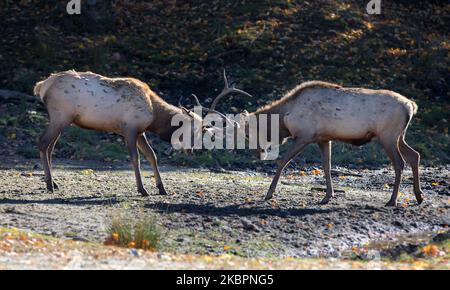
[241,218,261,232]
[432,232,450,243]
[221,226,233,233]
[392,220,404,228]
[72,236,90,242]
[176,236,191,243]
[129,248,139,257]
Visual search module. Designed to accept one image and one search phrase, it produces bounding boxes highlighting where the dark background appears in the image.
[0,0,448,168]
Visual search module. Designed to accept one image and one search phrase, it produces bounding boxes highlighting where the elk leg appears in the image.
[265,138,308,200]
[124,131,149,197]
[38,123,63,192]
[137,133,167,195]
[318,141,334,204]
[47,133,61,190]
[381,137,405,207]
[398,137,423,204]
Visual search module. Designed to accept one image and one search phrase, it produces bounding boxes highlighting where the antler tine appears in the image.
[223,69,229,89]
[190,94,202,107]
[178,95,185,108]
[205,108,241,129]
[209,71,253,111]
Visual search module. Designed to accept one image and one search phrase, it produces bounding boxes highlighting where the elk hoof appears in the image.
[319,197,331,205]
[157,184,168,195]
[385,200,397,207]
[46,181,54,193]
[415,192,424,205]
[138,188,150,197]
[264,192,273,201]
[53,181,60,190]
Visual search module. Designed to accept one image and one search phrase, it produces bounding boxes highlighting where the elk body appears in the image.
[213,81,423,207]
[33,70,203,196]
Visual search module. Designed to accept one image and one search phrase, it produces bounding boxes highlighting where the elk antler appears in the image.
[191,94,241,128]
[209,70,253,111]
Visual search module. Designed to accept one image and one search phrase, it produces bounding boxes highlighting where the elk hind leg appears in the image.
[380,136,405,207]
[318,141,334,205]
[38,123,65,192]
[47,133,61,190]
[398,137,423,204]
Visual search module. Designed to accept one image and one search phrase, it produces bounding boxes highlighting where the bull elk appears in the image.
[33,70,250,197]
[212,80,423,207]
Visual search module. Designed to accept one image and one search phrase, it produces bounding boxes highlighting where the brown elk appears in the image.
[211,80,423,207]
[33,70,250,196]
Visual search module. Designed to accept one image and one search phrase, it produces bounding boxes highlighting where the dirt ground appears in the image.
[0,158,449,260]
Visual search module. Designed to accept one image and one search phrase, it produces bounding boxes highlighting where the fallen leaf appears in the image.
[422,244,439,257]
[311,169,322,175]
[80,169,94,175]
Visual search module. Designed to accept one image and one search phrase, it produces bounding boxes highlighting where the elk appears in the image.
[33,70,188,196]
[211,80,423,207]
[33,70,248,196]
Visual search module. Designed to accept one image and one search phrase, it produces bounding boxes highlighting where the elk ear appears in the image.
[242,110,250,117]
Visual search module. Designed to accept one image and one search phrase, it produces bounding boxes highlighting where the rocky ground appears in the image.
[1,226,448,270]
[0,158,448,263]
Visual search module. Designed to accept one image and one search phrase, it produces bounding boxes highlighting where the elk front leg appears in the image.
[265,138,308,201]
[318,141,334,204]
[124,131,149,197]
[137,133,167,195]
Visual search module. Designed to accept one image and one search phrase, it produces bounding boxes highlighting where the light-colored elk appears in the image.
[212,80,423,207]
[32,70,240,196]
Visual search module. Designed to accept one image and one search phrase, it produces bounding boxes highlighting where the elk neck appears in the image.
[146,96,184,143]
[249,100,292,141]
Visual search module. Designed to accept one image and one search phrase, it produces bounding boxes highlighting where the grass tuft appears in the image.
[105,215,161,251]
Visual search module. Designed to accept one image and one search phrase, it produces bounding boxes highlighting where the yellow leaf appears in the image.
[270,200,280,209]
[80,169,94,175]
[203,255,213,263]
[299,171,307,176]
[111,233,119,242]
[422,245,439,257]
[223,245,232,251]
[311,169,322,175]
[431,182,440,186]
[384,183,390,189]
